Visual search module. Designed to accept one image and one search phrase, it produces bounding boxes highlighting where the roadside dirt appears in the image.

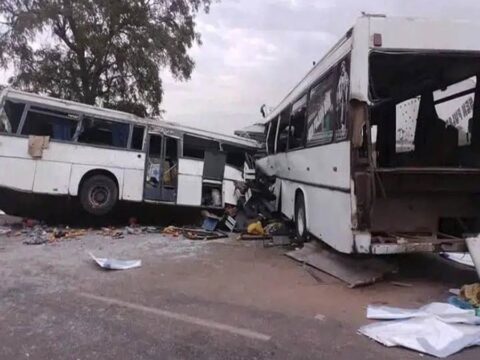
[1,223,479,359]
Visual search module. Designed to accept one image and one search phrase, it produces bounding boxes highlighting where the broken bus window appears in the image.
[288,96,307,149]
[183,134,219,159]
[78,116,129,149]
[131,125,145,150]
[21,106,79,141]
[0,100,25,134]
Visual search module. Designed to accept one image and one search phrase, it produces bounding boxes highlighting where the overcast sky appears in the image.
[161,0,480,134]
[3,0,480,134]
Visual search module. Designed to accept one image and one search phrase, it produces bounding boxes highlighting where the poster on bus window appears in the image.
[306,55,350,145]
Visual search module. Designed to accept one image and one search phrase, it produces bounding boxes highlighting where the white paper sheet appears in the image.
[89,252,142,270]
[360,303,480,358]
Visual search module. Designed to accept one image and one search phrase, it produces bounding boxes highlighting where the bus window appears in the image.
[0,100,25,134]
[21,106,78,141]
[131,125,145,150]
[334,59,350,141]
[306,73,335,145]
[183,134,219,159]
[78,116,129,148]
[266,117,278,154]
[289,95,307,149]
[222,144,245,168]
[276,106,292,152]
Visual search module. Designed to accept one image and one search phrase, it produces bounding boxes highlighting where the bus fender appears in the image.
[69,166,123,198]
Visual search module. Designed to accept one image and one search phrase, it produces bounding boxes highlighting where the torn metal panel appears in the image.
[285,242,397,287]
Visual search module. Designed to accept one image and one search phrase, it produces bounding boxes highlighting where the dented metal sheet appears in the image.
[286,242,397,287]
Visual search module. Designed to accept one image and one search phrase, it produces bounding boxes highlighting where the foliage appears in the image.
[0,0,212,116]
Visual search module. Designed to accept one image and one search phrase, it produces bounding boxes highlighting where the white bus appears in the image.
[257,15,480,255]
[0,88,258,217]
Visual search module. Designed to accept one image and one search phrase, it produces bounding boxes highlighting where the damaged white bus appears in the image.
[0,88,258,217]
[257,15,480,256]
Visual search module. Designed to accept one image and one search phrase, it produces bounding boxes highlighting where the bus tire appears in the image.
[79,175,118,216]
[295,192,307,244]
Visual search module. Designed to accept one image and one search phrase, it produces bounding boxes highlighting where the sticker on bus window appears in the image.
[306,55,350,145]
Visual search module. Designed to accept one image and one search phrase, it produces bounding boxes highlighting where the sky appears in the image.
[3,0,480,134]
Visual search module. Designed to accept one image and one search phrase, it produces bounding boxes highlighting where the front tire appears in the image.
[79,175,118,216]
[295,192,307,244]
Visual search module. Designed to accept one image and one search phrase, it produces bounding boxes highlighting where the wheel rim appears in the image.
[297,206,305,236]
[89,186,110,208]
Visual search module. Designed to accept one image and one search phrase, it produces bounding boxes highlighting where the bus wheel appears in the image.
[295,192,307,244]
[80,175,118,216]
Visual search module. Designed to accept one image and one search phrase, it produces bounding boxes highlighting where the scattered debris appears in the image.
[238,233,271,241]
[247,221,265,236]
[23,227,48,245]
[202,215,220,232]
[449,288,461,296]
[99,227,124,239]
[264,221,289,236]
[448,295,474,310]
[390,281,413,288]
[314,314,326,321]
[182,228,228,241]
[202,218,219,232]
[89,252,142,270]
[125,226,142,235]
[162,226,182,237]
[286,242,397,288]
[0,226,11,235]
[359,302,480,358]
[461,283,480,307]
[442,252,475,268]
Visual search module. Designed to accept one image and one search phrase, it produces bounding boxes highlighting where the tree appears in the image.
[0,0,212,116]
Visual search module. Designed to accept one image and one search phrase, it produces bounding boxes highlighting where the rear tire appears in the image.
[79,175,118,216]
[295,192,307,244]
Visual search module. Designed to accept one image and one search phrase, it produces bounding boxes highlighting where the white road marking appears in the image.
[79,292,271,341]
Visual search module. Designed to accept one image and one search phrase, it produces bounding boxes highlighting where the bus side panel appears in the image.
[33,161,71,194]
[304,185,354,254]
[258,142,351,190]
[0,135,36,191]
[280,179,354,253]
[123,169,144,201]
[284,142,350,189]
[0,157,36,191]
[222,180,236,206]
[176,158,202,206]
[223,165,243,206]
[280,179,295,219]
[177,175,202,205]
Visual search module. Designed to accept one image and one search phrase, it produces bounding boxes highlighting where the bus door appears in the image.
[144,133,179,202]
[201,150,226,207]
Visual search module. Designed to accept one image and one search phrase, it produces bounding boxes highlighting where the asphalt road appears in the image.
[0,226,479,359]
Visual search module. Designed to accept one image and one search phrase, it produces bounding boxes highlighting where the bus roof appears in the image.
[2,87,260,149]
[262,14,480,124]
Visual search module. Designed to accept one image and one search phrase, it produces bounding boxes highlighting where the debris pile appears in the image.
[448,283,480,311]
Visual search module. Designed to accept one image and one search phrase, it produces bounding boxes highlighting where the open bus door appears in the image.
[201,150,226,207]
[144,133,179,202]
